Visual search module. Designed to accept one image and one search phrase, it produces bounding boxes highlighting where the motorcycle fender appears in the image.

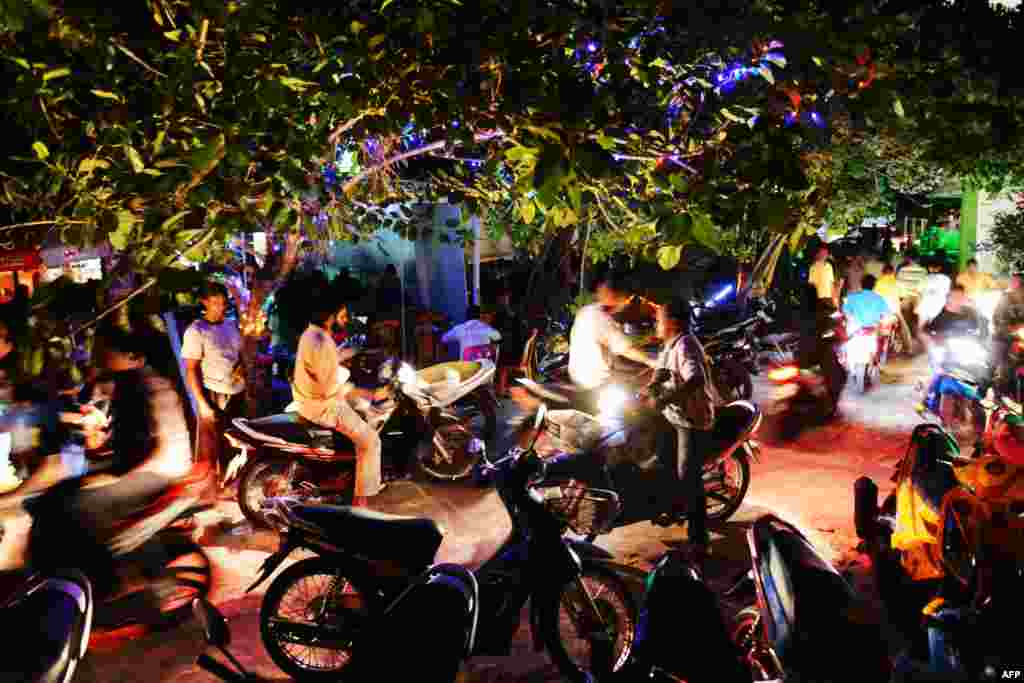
[246,538,298,593]
[222,448,250,487]
[741,440,762,463]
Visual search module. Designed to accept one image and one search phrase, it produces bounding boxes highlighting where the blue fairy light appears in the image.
[810,111,825,127]
[587,41,598,53]
[451,120,460,128]
[784,112,797,127]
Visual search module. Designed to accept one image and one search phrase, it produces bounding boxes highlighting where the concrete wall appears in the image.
[975,189,1017,274]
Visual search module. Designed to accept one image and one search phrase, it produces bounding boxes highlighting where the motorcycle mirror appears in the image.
[192,598,231,648]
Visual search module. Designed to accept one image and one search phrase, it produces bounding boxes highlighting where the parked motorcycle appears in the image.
[728,515,890,681]
[249,404,636,683]
[0,569,93,682]
[613,548,750,683]
[225,358,494,526]
[193,563,479,683]
[519,381,762,535]
[522,314,571,383]
[700,306,774,402]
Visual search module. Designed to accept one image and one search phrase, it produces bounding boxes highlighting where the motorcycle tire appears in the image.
[539,560,638,683]
[260,557,373,682]
[732,606,784,680]
[237,458,299,528]
[704,449,751,524]
[417,416,479,481]
[712,358,753,402]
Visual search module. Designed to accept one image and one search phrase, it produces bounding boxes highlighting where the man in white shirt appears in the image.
[568,274,657,395]
[293,295,384,507]
[181,281,244,470]
[441,305,501,360]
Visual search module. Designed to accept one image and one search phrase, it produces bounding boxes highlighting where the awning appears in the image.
[0,248,41,272]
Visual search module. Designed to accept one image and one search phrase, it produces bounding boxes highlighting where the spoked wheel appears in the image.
[237,459,299,528]
[260,558,371,682]
[704,450,751,523]
[541,561,637,682]
[732,606,784,680]
[418,418,481,481]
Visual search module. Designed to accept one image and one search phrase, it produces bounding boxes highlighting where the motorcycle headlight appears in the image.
[597,386,628,418]
[397,362,417,385]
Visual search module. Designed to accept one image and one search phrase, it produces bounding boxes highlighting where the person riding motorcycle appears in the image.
[642,298,720,563]
[795,283,847,415]
[919,285,985,416]
[567,274,656,411]
[291,290,388,508]
[993,273,1024,392]
[1,327,192,606]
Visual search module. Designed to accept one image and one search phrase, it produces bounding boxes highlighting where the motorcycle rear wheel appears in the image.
[704,449,751,523]
[541,561,637,682]
[260,557,371,682]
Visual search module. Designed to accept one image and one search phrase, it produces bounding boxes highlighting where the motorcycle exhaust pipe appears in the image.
[853,476,879,541]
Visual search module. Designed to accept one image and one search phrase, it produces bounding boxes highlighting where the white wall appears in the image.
[976,190,1017,274]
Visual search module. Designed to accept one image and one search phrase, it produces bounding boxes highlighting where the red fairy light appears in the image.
[856,47,872,66]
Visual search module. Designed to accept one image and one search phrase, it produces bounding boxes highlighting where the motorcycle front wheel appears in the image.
[732,606,784,680]
[540,561,637,682]
[260,557,371,682]
[237,458,302,528]
[704,449,751,523]
[417,418,481,481]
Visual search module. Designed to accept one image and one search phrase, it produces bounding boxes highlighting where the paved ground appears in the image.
[2,353,933,681]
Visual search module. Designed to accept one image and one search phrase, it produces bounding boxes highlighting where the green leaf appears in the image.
[78,158,110,174]
[32,141,49,160]
[595,133,616,151]
[91,89,121,101]
[691,212,721,251]
[720,108,746,123]
[7,57,30,70]
[125,146,145,173]
[812,56,824,67]
[568,184,582,212]
[42,67,70,81]
[893,98,905,118]
[381,0,395,9]
[109,210,137,250]
[164,30,182,41]
[520,199,536,224]
[351,20,366,33]
[161,210,191,232]
[657,245,683,270]
[279,76,318,92]
[368,34,387,49]
[504,145,537,163]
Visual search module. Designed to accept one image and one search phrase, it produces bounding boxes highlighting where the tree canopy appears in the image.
[1,0,1023,274]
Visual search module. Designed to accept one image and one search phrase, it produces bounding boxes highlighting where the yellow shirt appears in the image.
[956,271,995,300]
[874,273,901,313]
[808,260,835,301]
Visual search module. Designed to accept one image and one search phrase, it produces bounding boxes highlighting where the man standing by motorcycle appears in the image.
[808,244,840,312]
[568,274,657,410]
[993,273,1024,393]
[291,292,386,508]
[643,298,719,562]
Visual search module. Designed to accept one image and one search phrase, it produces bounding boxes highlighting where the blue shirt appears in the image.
[843,290,891,331]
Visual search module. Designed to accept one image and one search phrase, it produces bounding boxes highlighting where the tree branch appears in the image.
[341,130,505,195]
[0,219,88,233]
[114,42,168,79]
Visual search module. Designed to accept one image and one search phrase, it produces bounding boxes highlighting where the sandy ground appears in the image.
[2,354,932,681]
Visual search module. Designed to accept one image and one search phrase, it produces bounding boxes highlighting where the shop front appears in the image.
[0,246,42,302]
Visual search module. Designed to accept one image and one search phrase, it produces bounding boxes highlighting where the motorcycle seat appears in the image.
[235,413,354,452]
[4,580,87,681]
[290,504,443,569]
[708,401,760,454]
